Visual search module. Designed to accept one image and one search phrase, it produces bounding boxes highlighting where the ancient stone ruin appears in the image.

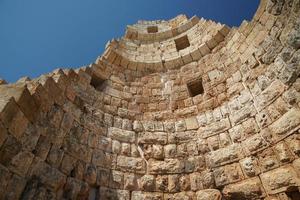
[0,0,300,199]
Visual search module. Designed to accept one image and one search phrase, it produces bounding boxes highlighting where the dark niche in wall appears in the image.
[187,78,204,97]
[175,35,190,51]
[147,26,158,33]
[90,74,105,91]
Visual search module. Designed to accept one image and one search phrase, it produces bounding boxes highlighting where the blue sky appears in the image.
[0,0,260,83]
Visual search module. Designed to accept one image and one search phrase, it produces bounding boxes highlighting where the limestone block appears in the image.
[92,149,112,168]
[46,146,64,168]
[4,174,27,200]
[222,177,265,199]
[190,172,201,191]
[131,191,163,200]
[190,48,202,61]
[99,187,130,200]
[285,134,300,156]
[0,135,22,166]
[256,79,286,111]
[0,84,39,122]
[207,144,242,168]
[269,108,300,139]
[260,165,300,194]
[7,107,29,139]
[124,173,138,190]
[229,105,256,125]
[213,163,244,187]
[154,121,164,132]
[143,121,155,132]
[168,174,180,192]
[108,127,135,143]
[116,155,146,174]
[38,76,64,106]
[29,159,66,191]
[0,121,7,148]
[152,144,164,159]
[207,135,219,151]
[169,131,198,143]
[65,140,92,163]
[109,170,124,189]
[164,144,177,158]
[121,143,131,156]
[148,159,185,174]
[0,98,19,129]
[98,135,112,152]
[138,175,155,191]
[282,87,300,105]
[8,151,34,177]
[185,117,199,130]
[112,140,121,154]
[198,118,231,138]
[164,121,175,133]
[170,191,196,200]
[240,157,260,177]
[185,156,205,173]
[133,120,144,132]
[64,177,85,199]
[242,131,272,155]
[138,132,168,145]
[156,175,168,192]
[97,168,110,187]
[84,164,97,186]
[196,189,222,200]
[273,142,294,163]
[175,120,187,132]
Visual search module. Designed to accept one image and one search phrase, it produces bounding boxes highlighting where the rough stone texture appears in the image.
[0,0,300,199]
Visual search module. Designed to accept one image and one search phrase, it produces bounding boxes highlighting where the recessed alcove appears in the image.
[187,78,204,97]
[175,35,190,51]
[147,26,158,33]
[90,74,105,91]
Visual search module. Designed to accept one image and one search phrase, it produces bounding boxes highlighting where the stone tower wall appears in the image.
[0,0,300,199]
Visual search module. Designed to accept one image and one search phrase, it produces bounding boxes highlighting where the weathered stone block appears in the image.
[148,159,185,174]
[260,165,300,194]
[138,132,167,145]
[169,131,197,143]
[269,108,300,139]
[240,157,260,177]
[138,175,155,191]
[185,117,199,130]
[196,189,222,200]
[8,151,34,176]
[131,191,163,200]
[124,173,138,190]
[229,105,256,125]
[256,80,286,111]
[222,177,265,199]
[29,159,66,191]
[117,155,146,174]
[108,127,135,143]
[198,118,231,138]
[99,187,130,200]
[207,144,242,168]
[213,163,244,187]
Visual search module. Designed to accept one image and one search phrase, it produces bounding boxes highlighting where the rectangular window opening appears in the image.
[187,78,204,97]
[175,35,190,51]
[147,26,158,33]
[90,74,105,91]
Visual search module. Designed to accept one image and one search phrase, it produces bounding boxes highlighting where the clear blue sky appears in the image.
[0,0,260,83]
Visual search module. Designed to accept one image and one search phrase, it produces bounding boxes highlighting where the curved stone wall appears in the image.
[0,0,300,199]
